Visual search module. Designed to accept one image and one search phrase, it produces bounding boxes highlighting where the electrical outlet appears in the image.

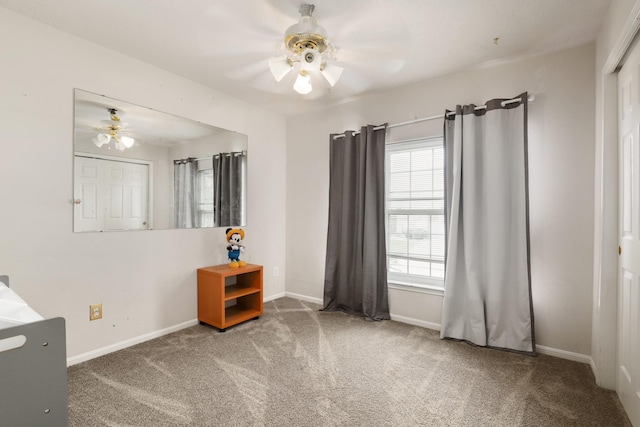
[273,267,279,278]
[90,304,102,321]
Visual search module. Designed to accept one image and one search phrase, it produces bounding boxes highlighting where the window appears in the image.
[386,137,445,290]
[197,163,214,228]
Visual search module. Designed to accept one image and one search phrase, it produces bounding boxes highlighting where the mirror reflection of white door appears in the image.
[74,156,150,232]
[618,36,640,426]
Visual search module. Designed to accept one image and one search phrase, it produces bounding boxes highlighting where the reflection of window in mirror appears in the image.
[197,161,214,228]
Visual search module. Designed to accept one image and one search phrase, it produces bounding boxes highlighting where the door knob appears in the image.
[74,199,82,205]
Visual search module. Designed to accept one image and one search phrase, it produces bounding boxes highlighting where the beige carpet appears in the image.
[67,297,630,426]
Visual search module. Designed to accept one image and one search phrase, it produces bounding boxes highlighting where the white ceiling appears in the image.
[0,0,611,116]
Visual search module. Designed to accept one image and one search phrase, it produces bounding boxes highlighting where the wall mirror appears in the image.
[73,89,247,232]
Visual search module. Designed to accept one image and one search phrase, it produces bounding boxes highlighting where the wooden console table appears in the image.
[197,264,263,332]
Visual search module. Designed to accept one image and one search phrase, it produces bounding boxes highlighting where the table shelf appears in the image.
[197,264,263,331]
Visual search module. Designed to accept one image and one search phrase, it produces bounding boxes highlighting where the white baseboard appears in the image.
[284,292,323,305]
[390,313,442,331]
[590,357,598,378]
[264,292,286,302]
[67,319,199,366]
[535,344,593,365]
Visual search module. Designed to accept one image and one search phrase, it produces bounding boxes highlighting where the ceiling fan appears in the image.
[268,3,343,94]
[203,1,409,98]
[93,108,135,151]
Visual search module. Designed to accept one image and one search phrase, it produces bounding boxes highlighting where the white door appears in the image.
[74,158,100,232]
[618,37,640,426]
[74,156,149,232]
[102,161,149,231]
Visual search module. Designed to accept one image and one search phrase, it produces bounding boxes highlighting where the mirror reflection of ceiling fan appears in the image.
[93,108,135,151]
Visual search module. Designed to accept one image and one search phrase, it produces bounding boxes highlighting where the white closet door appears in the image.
[618,36,640,426]
[73,159,100,232]
[102,161,148,231]
[74,156,149,232]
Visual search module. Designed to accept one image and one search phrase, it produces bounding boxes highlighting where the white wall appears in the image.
[286,43,596,357]
[0,7,287,360]
[592,0,640,389]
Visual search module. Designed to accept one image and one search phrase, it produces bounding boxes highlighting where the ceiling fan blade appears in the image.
[325,4,411,71]
[243,70,297,95]
[197,2,292,58]
[336,46,408,75]
[223,59,269,81]
[330,69,375,95]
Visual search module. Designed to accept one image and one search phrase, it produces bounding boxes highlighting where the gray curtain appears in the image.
[322,125,390,321]
[173,157,197,228]
[440,93,535,355]
[213,151,246,227]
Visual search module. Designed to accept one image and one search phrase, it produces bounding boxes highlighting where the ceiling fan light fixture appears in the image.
[271,3,342,94]
[321,62,343,87]
[94,109,134,150]
[120,136,135,148]
[293,72,312,94]
[269,57,294,81]
[93,133,111,148]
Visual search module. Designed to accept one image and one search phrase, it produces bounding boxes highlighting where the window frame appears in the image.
[385,136,445,293]
[196,166,214,228]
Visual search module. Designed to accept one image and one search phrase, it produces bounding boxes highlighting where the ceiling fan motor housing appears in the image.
[284,3,328,54]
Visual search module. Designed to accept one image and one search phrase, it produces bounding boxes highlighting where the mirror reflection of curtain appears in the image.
[173,157,197,228]
[213,152,246,227]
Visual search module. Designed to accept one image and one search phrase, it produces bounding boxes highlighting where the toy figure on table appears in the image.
[225,228,246,268]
